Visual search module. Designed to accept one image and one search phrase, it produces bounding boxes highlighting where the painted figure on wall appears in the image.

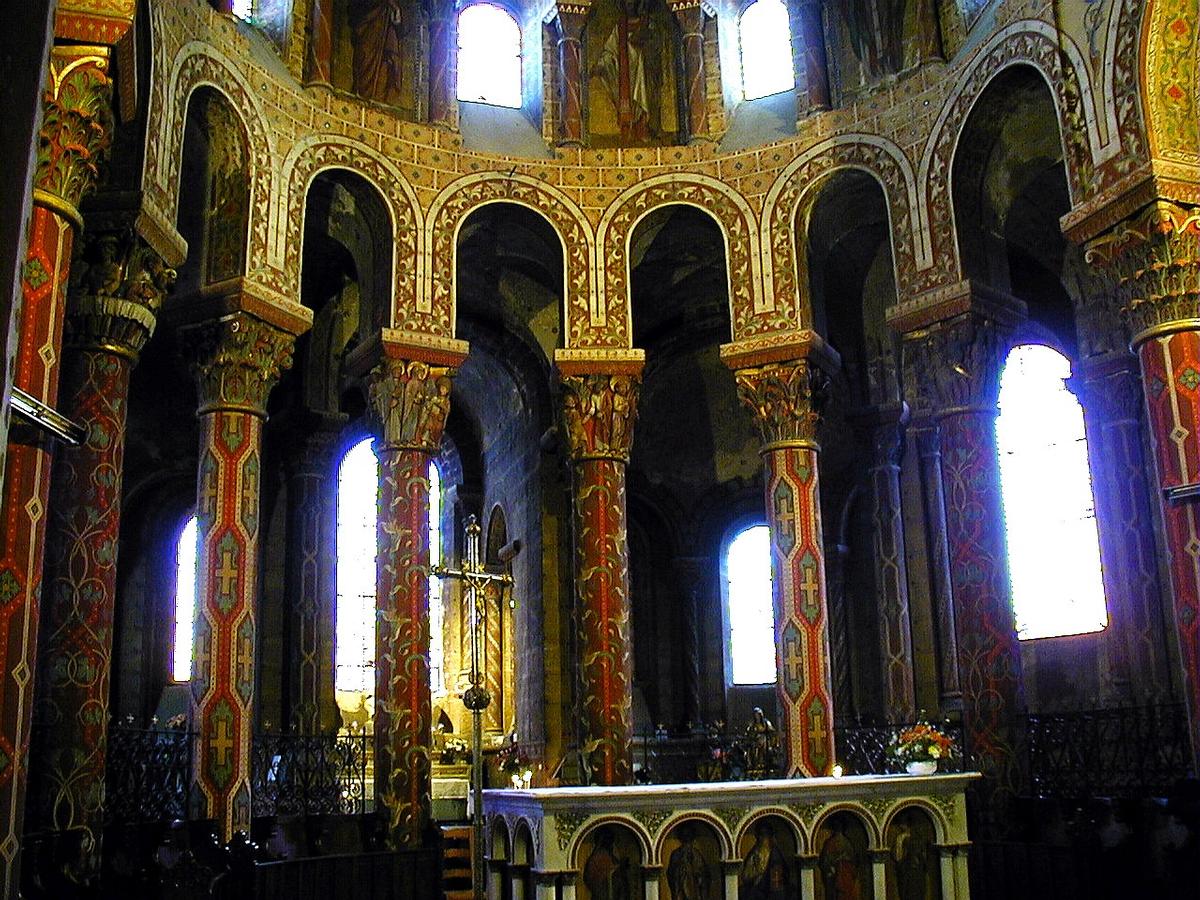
[583,828,633,900]
[587,0,679,146]
[348,0,408,105]
[833,0,941,95]
[817,815,869,900]
[666,824,712,900]
[740,821,792,900]
[886,808,941,900]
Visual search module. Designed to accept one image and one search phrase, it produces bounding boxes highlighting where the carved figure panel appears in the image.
[578,824,643,900]
[739,817,798,900]
[814,812,871,900]
[661,821,722,900]
[885,807,941,900]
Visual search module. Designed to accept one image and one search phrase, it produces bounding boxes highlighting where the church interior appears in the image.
[0,0,1198,897]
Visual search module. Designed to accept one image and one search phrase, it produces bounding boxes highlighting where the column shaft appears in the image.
[427,3,456,127]
[559,368,641,786]
[672,3,708,142]
[552,10,586,146]
[788,0,830,115]
[308,0,335,84]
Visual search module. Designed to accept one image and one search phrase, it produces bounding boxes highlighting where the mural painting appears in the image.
[660,821,722,900]
[738,818,796,900]
[578,825,643,900]
[814,812,871,900]
[330,0,418,116]
[586,0,679,146]
[886,808,941,900]
[829,0,941,98]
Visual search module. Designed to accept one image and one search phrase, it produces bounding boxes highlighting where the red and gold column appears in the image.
[550,5,586,147]
[27,230,174,864]
[0,45,111,893]
[557,355,642,786]
[355,336,463,847]
[906,312,1024,824]
[670,0,708,143]
[181,305,305,840]
[1087,200,1200,767]
[726,343,838,777]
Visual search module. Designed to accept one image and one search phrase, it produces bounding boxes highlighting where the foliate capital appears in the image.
[65,229,176,360]
[1084,200,1200,346]
[733,358,829,451]
[183,313,297,417]
[368,358,456,452]
[34,46,114,224]
[902,315,1012,416]
[559,372,641,463]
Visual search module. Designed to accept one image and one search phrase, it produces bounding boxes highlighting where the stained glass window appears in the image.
[456,4,522,108]
[739,0,795,100]
[997,343,1107,640]
[172,515,199,682]
[724,524,777,684]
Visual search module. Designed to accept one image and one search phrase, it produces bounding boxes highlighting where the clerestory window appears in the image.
[456,4,523,108]
[996,343,1108,640]
[723,523,777,685]
[172,515,200,682]
[739,0,795,100]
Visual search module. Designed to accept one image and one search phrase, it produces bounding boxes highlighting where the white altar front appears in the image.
[483,773,977,900]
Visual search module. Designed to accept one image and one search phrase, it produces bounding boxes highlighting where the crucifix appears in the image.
[431,514,513,900]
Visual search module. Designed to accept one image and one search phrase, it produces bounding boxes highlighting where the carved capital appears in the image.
[733,358,829,451]
[368,358,456,452]
[1085,200,1200,346]
[35,46,114,224]
[65,228,176,359]
[852,402,908,469]
[903,316,1013,415]
[559,372,641,463]
[183,313,297,416]
[1074,352,1145,427]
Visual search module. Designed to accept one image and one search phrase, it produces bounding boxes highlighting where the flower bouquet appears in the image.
[440,735,470,764]
[889,721,955,775]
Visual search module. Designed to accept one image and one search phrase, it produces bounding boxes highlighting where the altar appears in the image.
[483,773,976,900]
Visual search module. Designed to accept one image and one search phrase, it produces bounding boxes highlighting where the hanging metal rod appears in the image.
[9,387,85,446]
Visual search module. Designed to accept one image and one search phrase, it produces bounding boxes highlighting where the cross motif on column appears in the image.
[200,469,218,514]
[783,632,804,690]
[241,473,258,524]
[799,562,820,623]
[775,494,796,539]
[236,632,253,688]
[806,709,828,758]
[193,635,210,677]
[211,719,235,767]
[216,547,239,597]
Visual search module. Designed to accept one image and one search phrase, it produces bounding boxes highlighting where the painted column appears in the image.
[360,344,461,846]
[911,314,1024,827]
[787,0,830,116]
[1075,352,1170,703]
[307,0,335,84]
[671,1,708,143]
[181,308,303,840]
[27,230,173,865]
[558,360,642,787]
[730,354,836,777]
[0,45,111,895]
[283,426,341,733]
[551,7,586,147]
[426,0,457,128]
[1086,200,1200,768]
[911,423,961,710]
[860,404,916,720]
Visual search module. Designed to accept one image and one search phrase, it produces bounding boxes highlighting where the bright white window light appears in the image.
[739,0,795,100]
[429,461,445,694]
[726,524,777,684]
[997,344,1108,640]
[336,438,381,694]
[456,4,522,108]
[231,0,254,20]
[172,515,199,682]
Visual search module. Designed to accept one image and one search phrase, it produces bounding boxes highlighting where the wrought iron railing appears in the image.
[1026,703,1193,799]
[104,726,194,824]
[251,733,370,817]
[834,719,966,775]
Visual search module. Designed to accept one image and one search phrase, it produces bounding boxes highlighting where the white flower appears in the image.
[928,746,941,759]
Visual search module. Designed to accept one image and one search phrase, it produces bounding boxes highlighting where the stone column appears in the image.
[725,342,838,777]
[673,557,706,727]
[426,0,457,128]
[0,45,111,894]
[1085,200,1200,767]
[181,305,306,840]
[787,0,830,116]
[857,404,916,720]
[823,539,853,717]
[307,0,335,84]
[911,422,961,710]
[671,1,708,143]
[550,6,586,147]
[27,229,173,867]
[907,310,1025,824]
[353,336,464,846]
[1074,352,1170,703]
[557,354,643,786]
[282,425,342,733]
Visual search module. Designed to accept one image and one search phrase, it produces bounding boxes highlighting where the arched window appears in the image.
[456,4,522,108]
[738,0,794,100]
[335,437,446,695]
[997,343,1107,640]
[172,515,200,682]
[231,0,255,20]
[723,523,777,684]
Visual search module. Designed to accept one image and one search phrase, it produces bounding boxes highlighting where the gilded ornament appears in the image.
[630,806,672,839]
[554,811,590,850]
[711,806,750,836]
[368,358,456,451]
[787,802,824,830]
[905,317,1011,415]
[184,313,297,416]
[733,359,828,450]
[559,373,641,462]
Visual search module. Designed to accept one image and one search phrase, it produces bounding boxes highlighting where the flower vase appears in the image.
[905,759,937,776]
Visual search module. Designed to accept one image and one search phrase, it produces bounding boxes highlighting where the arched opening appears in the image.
[739,0,794,100]
[457,4,523,107]
[335,436,380,696]
[721,523,774,685]
[997,344,1106,640]
[172,515,200,682]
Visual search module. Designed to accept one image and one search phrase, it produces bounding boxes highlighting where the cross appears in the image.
[216,547,239,598]
[775,494,796,539]
[237,632,253,688]
[241,476,258,524]
[193,634,211,677]
[212,718,235,767]
[782,629,804,692]
[807,709,828,758]
[200,469,218,515]
[799,563,820,621]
